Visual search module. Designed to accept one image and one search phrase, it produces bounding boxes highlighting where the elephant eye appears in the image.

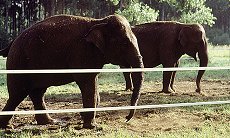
[123,41,128,45]
[110,37,117,43]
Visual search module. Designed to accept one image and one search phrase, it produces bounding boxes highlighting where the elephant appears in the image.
[122,21,208,94]
[0,14,144,129]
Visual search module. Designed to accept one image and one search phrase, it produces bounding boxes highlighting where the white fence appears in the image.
[0,66,230,116]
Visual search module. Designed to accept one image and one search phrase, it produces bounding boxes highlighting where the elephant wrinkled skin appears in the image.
[123,21,208,93]
[0,14,143,129]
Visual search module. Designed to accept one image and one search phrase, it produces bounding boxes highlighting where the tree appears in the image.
[206,0,230,31]
[178,0,216,26]
[141,0,216,27]
[116,0,159,25]
[0,0,228,47]
[205,0,230,45]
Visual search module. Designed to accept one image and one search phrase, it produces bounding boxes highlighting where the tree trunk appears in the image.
[4,2,9,34]
[57,0,65,14]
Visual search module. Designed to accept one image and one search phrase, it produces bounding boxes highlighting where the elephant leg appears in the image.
[77,77,97,129]
[170,61,179,92]
[162,71,174,93]
[95,76,100,107]
[123,72,133,91]
[29,88,55,125]
[96,87,100,107]
[0,88,28,128]
[170,71,176,92]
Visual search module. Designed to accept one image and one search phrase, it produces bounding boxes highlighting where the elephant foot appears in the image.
[37,118,58,125]
[196,88,207,96]
[0,121,12,129]
[0,124,14,129]
[83,122,97,129]
[35,114,56,125]
[161,87,175,94]
[125,82,133,91]
[0,117,12,129]
[196,88,201,93]
[170,87,176,92]
[125,86,133,91]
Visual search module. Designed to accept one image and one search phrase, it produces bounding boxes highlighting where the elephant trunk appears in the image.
[125,55,144,122]
[196,40,208,93]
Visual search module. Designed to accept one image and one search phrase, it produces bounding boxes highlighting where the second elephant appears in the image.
[123,21,208,93]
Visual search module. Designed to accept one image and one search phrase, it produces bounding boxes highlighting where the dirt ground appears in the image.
[0,80,230,135]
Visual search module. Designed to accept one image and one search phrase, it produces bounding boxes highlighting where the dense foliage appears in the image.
[0,0,230,48]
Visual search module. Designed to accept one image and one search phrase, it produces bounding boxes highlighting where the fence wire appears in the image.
[0,66,229,115]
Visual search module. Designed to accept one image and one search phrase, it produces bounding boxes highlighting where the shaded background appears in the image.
[0,0,230,49]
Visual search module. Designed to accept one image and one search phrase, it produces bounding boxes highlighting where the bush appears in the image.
[206,28,230,45]
[213,33,230,45]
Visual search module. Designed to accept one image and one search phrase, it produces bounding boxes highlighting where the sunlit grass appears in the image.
[1,120,230,138]
[151,122,230,138]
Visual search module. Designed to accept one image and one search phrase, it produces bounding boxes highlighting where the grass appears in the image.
[1,120,230,138]
[151,122,230,138]
[0,45,229,137]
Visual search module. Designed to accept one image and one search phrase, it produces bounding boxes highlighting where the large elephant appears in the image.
[0,14,144,129]
[123,21,208,93]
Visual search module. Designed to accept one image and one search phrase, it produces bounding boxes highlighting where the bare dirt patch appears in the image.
[0,80,230,135]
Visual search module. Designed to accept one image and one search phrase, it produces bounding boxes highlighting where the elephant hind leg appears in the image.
[170,71,176,92]
[170,61,179,92]
[0,89,28,128]
[29,88,55,125]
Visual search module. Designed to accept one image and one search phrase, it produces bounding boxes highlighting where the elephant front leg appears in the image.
[123,72,133,91]
[78,78,98,129]
[162,71,175,94]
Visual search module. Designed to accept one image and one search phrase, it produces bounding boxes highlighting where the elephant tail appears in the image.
[0,41,12,57]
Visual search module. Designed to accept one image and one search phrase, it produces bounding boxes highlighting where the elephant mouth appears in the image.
[187,52,198,62]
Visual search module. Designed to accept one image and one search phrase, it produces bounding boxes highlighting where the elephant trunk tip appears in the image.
[125,109,135,122]
[125,116,132,122]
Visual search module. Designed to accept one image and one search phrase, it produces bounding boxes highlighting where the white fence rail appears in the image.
[0,66,229,116]
[0,66,229,74]
[0,100,230,116]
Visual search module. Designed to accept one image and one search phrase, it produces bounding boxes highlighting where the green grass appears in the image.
[151,122,230,138]
[1,121,230,138]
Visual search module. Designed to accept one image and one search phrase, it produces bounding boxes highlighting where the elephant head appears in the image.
[85,15,144,121]
[179,24,208,92]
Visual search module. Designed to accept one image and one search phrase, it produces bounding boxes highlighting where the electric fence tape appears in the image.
[0,66,229,74]
[0,100,230,115]
[0,66,229,116]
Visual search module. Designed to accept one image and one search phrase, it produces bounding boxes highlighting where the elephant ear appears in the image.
[179,26,202,46]
[179,26,203,61]
[85,23,107,53]
[178,27,190,46]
